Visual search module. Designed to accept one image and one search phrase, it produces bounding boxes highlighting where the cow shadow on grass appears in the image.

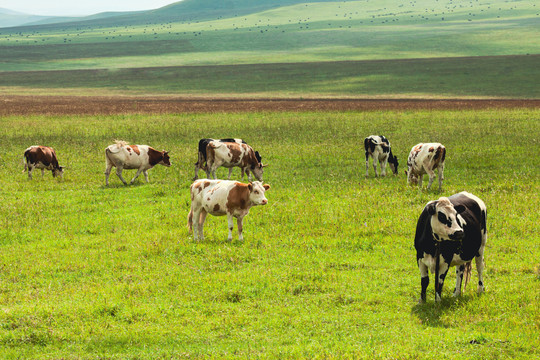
[411,293,477,328]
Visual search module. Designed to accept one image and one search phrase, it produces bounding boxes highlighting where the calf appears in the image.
[188,180,270,241]
[23,145,64,179]
[206,141,265,181]
[414,192,487,302]
[364,135,399,177]
[104,140,171,185]
[406,143,446,191]
[193,138,246,180]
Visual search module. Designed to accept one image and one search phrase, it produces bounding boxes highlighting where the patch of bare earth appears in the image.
[0,96,538,115]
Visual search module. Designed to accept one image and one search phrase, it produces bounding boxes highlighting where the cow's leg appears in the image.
[227,213,234,241]
[193,163,200,181]
[27,164,34,180]
[198,209,207,241]
[476,250,485,293]
[453,264,466,297]
[227,168,233,180]
[418,260,429,303]
[247,170,253,182]
[191,208,201,240]
[365,153,370,177]
[130,168,144,184]
[372,158,378,177]
[143,170,149,183]
[241,168,246,181]
[437,166,444,192]
[237,216,245,241]
[380,159,387,177]
[105,163,113,186]
[115,166,128,185]
[417,174,423,191]
[435,262,449,302]
[426,169,436,191]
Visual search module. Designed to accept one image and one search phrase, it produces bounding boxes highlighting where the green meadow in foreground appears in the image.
[0,108,539,358]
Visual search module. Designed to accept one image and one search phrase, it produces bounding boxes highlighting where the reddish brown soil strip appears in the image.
[0,96,538,115]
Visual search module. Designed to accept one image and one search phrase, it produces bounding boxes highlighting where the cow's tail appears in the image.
[22,148,31,172]
[463,261,473,291]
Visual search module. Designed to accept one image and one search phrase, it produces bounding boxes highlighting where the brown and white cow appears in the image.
[188,179,270,241]
[406,143,446,191]
[206,141,266,182]
[193,138,246,180]
[364,135,399,177]
[23,145,64,179]
[415,192,487,302]
[104,140,171,185]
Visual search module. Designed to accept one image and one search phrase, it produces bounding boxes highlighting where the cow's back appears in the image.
[448,192,486,259]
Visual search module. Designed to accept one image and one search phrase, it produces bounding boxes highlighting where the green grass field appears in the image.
[1,55,539,98]
[0,108,538,358]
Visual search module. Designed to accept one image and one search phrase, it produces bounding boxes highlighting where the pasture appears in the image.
[0,105,538,358]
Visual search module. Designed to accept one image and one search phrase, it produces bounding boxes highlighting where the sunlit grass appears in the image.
[0,109,538,358]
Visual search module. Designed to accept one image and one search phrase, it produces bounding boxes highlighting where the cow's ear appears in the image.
[426,201,437,215]
[454,204,466,214]
[263,184,270,191]
[248,183,253,191]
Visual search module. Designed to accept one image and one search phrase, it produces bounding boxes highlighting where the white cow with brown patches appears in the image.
[206,141,266,182]
[104,140,171,185]
[406,143,446,191]
[188,179,270,241]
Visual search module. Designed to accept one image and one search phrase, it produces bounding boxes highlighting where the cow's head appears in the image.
[53,166,64,178]
[161,151,171,167]
[251,151,265,181]
[248,181,270,206]
[388,153,399,175]
[426,197,466,241]
[405,168,418,185]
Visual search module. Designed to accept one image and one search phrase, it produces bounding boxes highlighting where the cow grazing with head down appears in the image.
[364,135,399,177]
[188,179,270,241]
[415,191,487,302]
[193,138,246,180]
[206,141,266,182]
[23,145,64,180]
[406,143,446,191]
[104,140,171,185]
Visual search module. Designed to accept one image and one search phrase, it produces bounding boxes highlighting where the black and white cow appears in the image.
[193,138,246,180]
[414,191,487,302]
[364,135,398,177]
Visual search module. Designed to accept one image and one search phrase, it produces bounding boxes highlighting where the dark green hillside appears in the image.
[0,0,538,98]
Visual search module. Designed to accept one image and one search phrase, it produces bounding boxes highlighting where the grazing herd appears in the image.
[22,134,486,303]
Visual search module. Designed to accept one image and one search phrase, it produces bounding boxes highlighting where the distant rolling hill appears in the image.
[0,0,538,98]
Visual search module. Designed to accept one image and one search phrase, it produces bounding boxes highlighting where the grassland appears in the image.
[0,0,539,98]
[0,107,538,358]
[1,55,539,98]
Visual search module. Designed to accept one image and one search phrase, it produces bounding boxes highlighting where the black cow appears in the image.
[364,135,398,177]
[414,192,487,302]
[193,138,246,180]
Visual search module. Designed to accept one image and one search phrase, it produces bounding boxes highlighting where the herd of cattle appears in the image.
[22,136,487,303]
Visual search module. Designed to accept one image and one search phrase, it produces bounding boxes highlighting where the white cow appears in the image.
[104,141,171,185]
[188,179,270,241]
[406,143,446,191]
